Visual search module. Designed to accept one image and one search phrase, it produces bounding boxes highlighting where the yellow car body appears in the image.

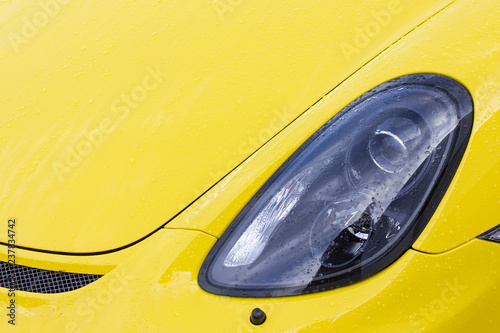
[0,0,499,331]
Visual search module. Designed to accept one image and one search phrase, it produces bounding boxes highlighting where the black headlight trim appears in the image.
[478,224,500,243]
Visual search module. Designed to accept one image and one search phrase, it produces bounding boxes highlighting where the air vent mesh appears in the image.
[0,261,102,294]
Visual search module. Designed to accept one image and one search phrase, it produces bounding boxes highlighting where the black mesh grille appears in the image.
[0,261,103,294]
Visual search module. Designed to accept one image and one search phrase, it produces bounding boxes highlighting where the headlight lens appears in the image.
[199,74,473,297]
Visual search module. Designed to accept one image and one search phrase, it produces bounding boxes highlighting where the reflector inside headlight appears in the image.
[200,74,473,297]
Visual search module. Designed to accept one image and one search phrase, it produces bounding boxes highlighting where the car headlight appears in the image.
[199,74,473,297]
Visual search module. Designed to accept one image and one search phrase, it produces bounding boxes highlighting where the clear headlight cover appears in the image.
[199,74,473,297]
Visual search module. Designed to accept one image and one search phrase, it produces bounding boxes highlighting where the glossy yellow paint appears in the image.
[0,0,499,332]
[0,0,454,253]
[0,236,143,276]
[168,0,500,253]
[0,229,498,332]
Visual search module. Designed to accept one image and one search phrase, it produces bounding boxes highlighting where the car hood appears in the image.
[0,0,454,253]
